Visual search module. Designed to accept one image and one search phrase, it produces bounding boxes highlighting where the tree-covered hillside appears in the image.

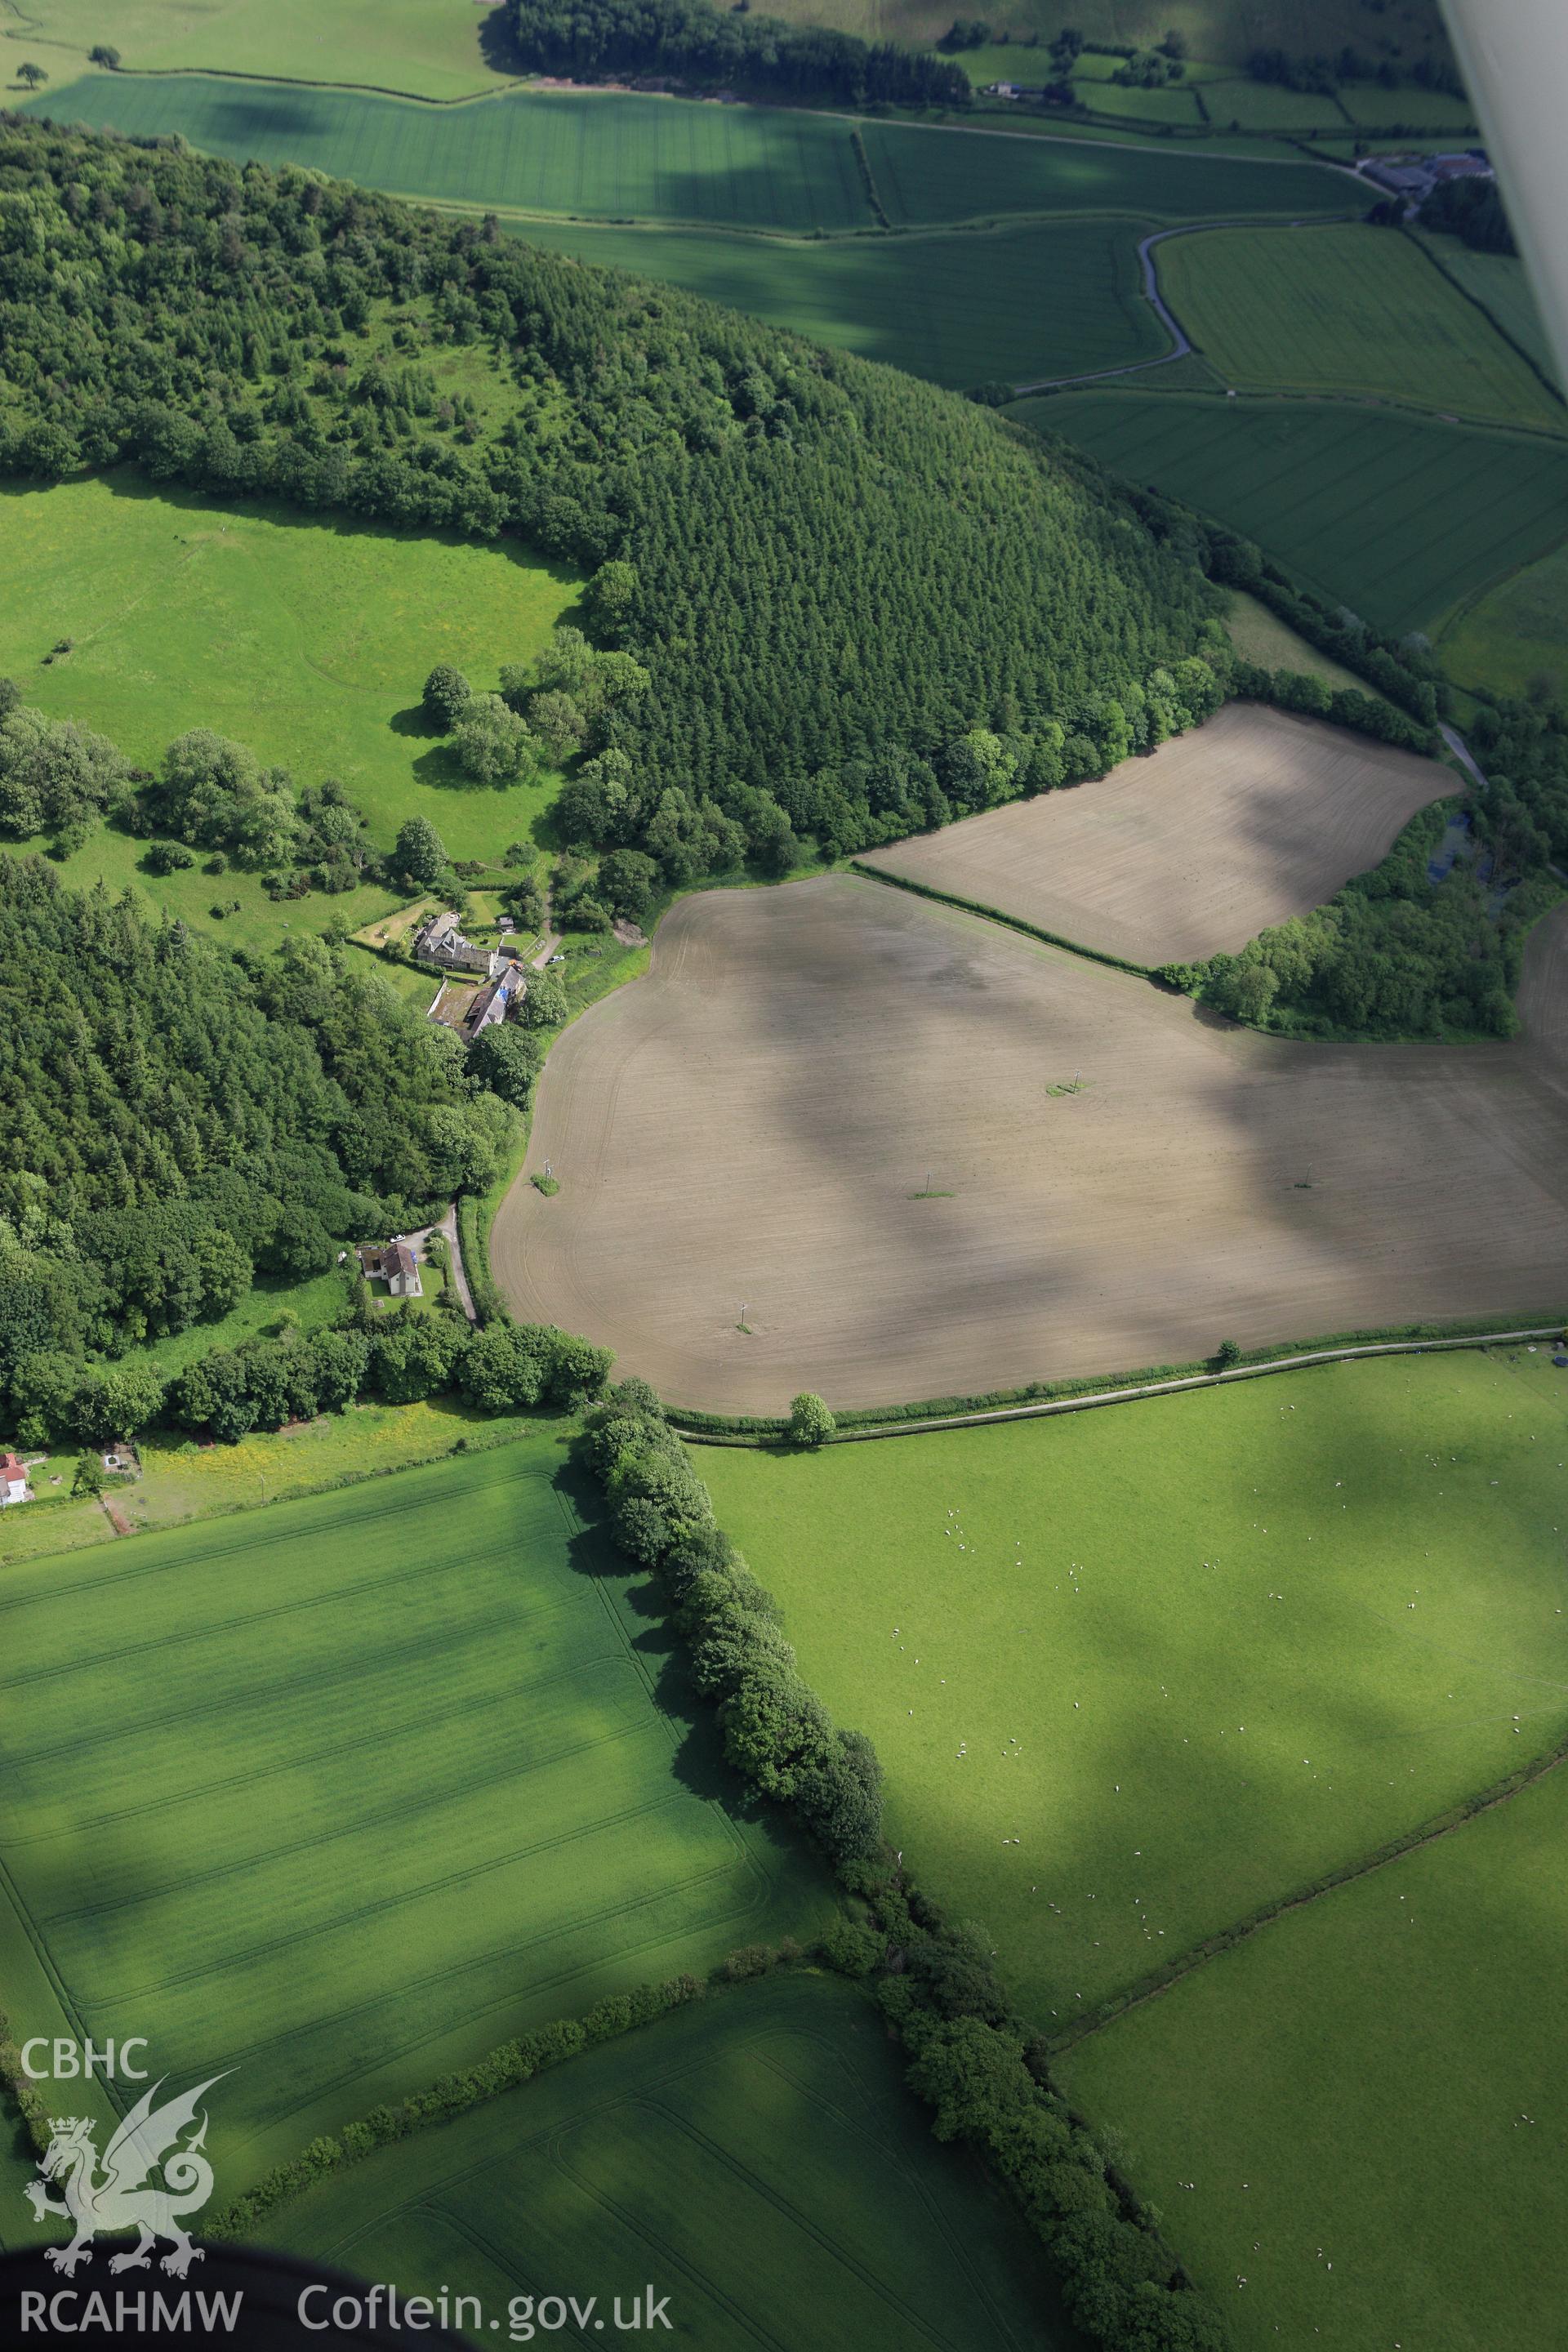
[0,116,1219,875]
[0,857,511,1379]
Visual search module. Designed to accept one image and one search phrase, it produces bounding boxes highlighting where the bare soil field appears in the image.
[490,877,1568,1414]
[861,705,1452,967]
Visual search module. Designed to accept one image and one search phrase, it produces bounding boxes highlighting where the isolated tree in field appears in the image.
[421,664,471,729]
[452,693,539,786]
[1214,1339,1242,1368]
[393,813,448,889]
[789,1392,835,1447]
[16,63,47,89]
[87,44,120,67]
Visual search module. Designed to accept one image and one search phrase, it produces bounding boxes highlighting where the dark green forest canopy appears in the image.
[0,858,510,1372]
[0,116,1220,873]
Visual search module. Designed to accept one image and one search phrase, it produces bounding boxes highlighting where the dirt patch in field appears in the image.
[489,875,1568,1414]
[861,704,1452,967]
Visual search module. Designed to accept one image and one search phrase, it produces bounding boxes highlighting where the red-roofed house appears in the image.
[1,1452,30,1506]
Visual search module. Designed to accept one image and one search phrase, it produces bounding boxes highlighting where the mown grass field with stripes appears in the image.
[701,1349,1568,2029]
[513,214,1164,388]
[1158,224,1564,431]
[0,1436,829,2197]
[24,73,1357,233]
[1019,390,1568,636]
[1060,1761,1568,2351]
[270,1973,1073,2350]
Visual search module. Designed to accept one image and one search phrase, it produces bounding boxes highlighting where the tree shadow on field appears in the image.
[555,1452,773,1821]
[389,703,440,740]
[478,7,527,76]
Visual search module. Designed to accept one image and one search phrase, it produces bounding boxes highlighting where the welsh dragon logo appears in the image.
[24,2074,229,2278]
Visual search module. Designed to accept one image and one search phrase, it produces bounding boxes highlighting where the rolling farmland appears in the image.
[1156,225,1564,430]
[701,1345,1568,2024]
[492,875,1568,1414]
[862,703,1451,965]
[20,78,875,231]
[1021,392,1568,636]
[1060,1742,1568,2351]
[0,1437,828,2190]
[0,0,501,98]
[269,1974,1071,2349]
[512,215,1165,390]
[1442,537,1568,700]
[24,73,1357,231]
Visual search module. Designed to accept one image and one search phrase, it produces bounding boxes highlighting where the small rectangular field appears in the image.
[1058,1754,1568,2350]
[1022,391,1568,636]
[701,1348,1568,2029]
[861,703,1450,966]
[492,875,1568,1414]
[0,1437,827,2192]
[268,1974,1071,2348]
[1156,224,1564,430]
[512,215,1166,390]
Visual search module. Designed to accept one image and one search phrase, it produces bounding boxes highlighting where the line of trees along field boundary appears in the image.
[671,1321,1568,1443]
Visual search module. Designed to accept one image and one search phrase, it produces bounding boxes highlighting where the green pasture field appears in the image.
[1196,78,1348,131]
[0,473,575,876]
[515,214,1164,387]
[127,1266,357,1380]
[1067,73,1205,129]
[1018,390,1568,637]
[0,1437,830,2192]
[746,0,1452,76]
[1440,534,1568,701]
[268,1972,1070,2348]
[1,0,501,99]
[702,1348,1568,2028]
[23,75,875,231]
[1220,587,1373,692]
[1336,80,1477,131]
[1060,1759,1568,2350]
[1156,225,1564,431]
[1414,234,1562,386]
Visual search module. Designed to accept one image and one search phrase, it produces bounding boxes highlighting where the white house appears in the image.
[1,1451,30,1505]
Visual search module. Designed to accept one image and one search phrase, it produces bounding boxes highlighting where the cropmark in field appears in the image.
[0,1437,828,2194]
[493,875,1568,1414]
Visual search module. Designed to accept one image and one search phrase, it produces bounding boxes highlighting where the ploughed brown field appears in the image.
[492,876,1568,1414]
[861,704,1451,967]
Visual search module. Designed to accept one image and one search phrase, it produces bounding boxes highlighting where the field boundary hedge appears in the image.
[1050,1710,1568,2058]
[573,1379,1235,2350]
[671,1319,1567,1441]
[847,859,1154,974]
[82,62,536,108]
[1401,224,1568,418]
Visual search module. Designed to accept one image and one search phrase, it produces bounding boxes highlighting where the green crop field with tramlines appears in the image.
[24,71,1357,232]
[513,214,1165,389]
[1157,224,1564,431]
[269,1972,1071,2348]
[0,1436,828,2201]
[1018,390,1568,636]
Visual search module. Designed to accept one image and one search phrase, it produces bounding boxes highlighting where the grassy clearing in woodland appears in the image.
[701,1347,1568,2029]
[511,215,1165,390]
[1156,225,1564,432]
[1060,1746,1568,2352]
[269,1973,1071,2348]
[863,703,1450,965]
[0,1436,829,2194]
[0,474,576,862]
[1022,391,1568,637]
[493,877,1568,1413]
